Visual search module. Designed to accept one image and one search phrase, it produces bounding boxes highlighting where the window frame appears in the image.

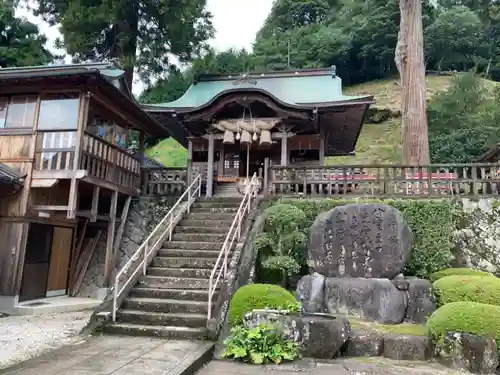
[0,94,39,134]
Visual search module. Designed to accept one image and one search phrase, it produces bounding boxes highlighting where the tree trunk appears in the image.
[395,0,430,165]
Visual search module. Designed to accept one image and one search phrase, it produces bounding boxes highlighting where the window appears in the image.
[37,93,80,130]
[0,95,37,129]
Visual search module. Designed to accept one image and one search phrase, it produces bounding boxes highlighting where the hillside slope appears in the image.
[147,75,486,166]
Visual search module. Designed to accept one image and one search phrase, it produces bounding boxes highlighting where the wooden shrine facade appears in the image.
[0,62,171,311]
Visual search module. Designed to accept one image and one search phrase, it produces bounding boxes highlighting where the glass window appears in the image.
[37,92,80,130]
[4,95,37,128]
[0,97,7,128]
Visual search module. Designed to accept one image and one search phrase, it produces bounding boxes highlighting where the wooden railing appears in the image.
[80,133,141,190]
[141,167,187,196]
[269,164,500,197]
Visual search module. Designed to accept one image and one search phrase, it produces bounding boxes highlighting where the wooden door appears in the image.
[46,227,73,297]
[19,224,53,302]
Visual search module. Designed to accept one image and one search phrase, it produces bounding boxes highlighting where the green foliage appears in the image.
[222,324,300,365]
[428,73,500,163]
[228,284,299,326]
[433,275,500,306]
[275,199,456,278]
[0,1,53,67]
[31,0,214,84]
[429,267,493,283]
[427,301,500,347]
[254,204,308,284]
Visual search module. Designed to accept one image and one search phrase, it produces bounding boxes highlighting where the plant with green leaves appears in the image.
[222,324,300,365]
[254,204,308,285]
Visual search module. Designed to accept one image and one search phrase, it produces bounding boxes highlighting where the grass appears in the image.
[348,316,428,336]
[146,75,496,167]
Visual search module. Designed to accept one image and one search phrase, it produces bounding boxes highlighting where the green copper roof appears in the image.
[149,68,372,110]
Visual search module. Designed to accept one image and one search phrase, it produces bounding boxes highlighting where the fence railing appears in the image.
[141,167,187,196]
[270,164,500,197]
[112,174,202,322]
[207,173,259,322]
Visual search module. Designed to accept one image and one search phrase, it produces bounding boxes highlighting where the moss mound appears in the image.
[429,267,492,283]
[228,284,298,326]
[433,275,500,306]
[427,301,500,344]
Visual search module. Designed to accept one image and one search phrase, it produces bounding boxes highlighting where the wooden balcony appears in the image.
[34,131,141,192]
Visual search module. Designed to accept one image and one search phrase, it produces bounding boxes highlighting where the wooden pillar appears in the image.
[90,186,100,222]
[319,127,325,166]
[281,134,288,167]
[206,133,215,197]
[104,190,118,286]
[68,92,90,219]
[138,131,145,164]
[264,157,269,194]
[187,140,193,186]
[218,144,225,177]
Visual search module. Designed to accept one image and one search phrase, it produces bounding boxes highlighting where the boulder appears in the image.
[404,279,436,324]
[308,204,413,279]
[438,332,499,374]
[244,310,350,359]
[296,272,325,313]
[383,334,432,361]
[324,278,407,324]
[342,328,384,357]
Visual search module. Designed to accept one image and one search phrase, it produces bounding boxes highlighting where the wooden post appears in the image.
[68,92,90,219]
[395,0,430,165]
[319,127,325,166]
[90,186,100,222]
[281,134,288,167]
[206,133,215,197]
[111,196,131,271]
[218,143,225,178]
[264,157,269,194]
[187,140,193,186]
[104,190,118,286]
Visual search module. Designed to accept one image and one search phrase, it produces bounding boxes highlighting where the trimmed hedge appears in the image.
[429,267,492,283]
[228,284,298,326]
[277,198,457,277]
[433,275,500,306]
[427,301,500,345]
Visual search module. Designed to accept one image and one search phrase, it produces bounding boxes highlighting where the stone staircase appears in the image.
[103,197,241,339]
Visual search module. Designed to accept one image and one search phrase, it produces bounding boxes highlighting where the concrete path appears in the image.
[0,336,213,375]
[198,358,470,375]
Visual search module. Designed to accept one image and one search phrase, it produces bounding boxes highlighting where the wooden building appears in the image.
[0,62,170,312]
[143,66,374,196]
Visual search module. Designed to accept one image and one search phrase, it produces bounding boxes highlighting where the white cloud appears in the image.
[14,0,273,94]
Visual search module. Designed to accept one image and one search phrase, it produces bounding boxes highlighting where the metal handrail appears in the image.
[207,173,259,321]
[112,173,202,322]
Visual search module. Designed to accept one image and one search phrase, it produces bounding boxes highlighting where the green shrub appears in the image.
[429,267,492,283]
[228,284,299,326]
[433,275,500,306]
[427,301,500,346]
[277,198,456,278]
[222,324,300,364]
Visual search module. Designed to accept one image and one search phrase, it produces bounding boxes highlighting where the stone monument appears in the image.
[297,203,436,325]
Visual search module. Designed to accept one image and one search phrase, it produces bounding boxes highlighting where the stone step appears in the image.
[122,297,211,314]
[187,212,236,220]
[162,241,225,251]
[103,322,207,340]
[138,275,212,289]
[158,248,223,258]
[171,233,227,242]
[191,207,238,213]
[148,267,213,279]
[129,287,214,301]
[192,201,242,208]
[116,310,207,328]
[180,219,233,227]
[153,257,218,269]
[198,197,241,203]
[175,226,230,234]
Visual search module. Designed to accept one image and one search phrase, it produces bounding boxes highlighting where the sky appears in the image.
[15,0,274,94]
